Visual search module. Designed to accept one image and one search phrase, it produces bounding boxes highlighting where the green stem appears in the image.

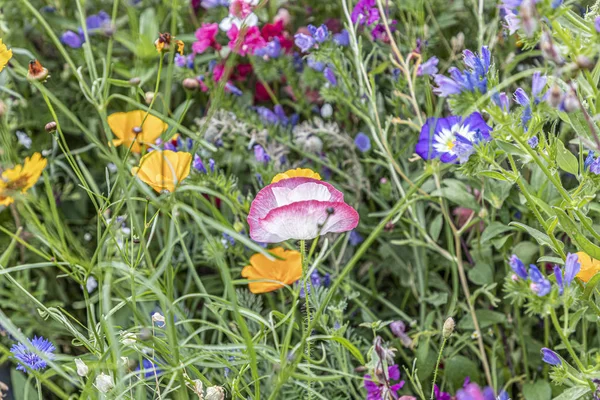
[549,308,587,373]
[300,239,313,400]
[430,338,447,400]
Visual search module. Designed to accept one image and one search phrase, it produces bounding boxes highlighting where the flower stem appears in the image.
[300,239,313,400]
[430,337,447,400]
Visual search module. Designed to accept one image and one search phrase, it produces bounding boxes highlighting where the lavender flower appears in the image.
[528,265,551,296]
[355,132,371,152]
[294,33,315,53]
[308,24,329,43]
[11,336,56,372]
[333,30,350,46]
[307,56,325,72]
[564,253,581,285]
[554,265,564,295]
[253,145,270,164]
[492,91,510,112]
[324,67,337,85]
[351,0,379,26]
[61,30,84,48]
[417,56,439,76]
[528,136,539,149]
[136,358,162,379]
[349,230,364,246]
[433,47,490,96]
[541,348,561,365]
[193,154,208,173]
[254,38,282,59]
[596,16,600,33]
[209,158,216,172]
[585,151,596,171]
[256,106,279,125]
[175,54,195,69]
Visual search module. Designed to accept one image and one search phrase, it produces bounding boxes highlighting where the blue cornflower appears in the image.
[491,91,510,112]
[324,67,337,85]
[11,336,56,372]
[61,31,84,48]
[416,112,492,164]
[253,145,270,164]
[333,30,350,46]
[541,348,561,366]
[294,33,315,53]
[308,24,329,43]
[193,154,207,173]
[433,47,490,96]
[417,56,439,76]
[355,132,371,153]
[349,230,364,246]
[528,136,539,149]
[528,265,551,297]
[509,255,528,279]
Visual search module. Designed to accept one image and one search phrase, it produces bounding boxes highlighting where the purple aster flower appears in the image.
[11,336,56,372]
[541,348,561,365]
[596,16,600,33]
[491,91,510,112]
[61,30,84,48]
[371,22,396,41]
[554,265,564,295]
[564,253,580,286]
[225,82,243,96]
[417,56,439,76]
[308,24,329,43]
[294,33,315,53]
[333,30,350,46]
[351,0,379,26]
[324,67,337,85]
[307,56,325,72]
[355,132,371,152]
[528,136,539,148]
[415,112,492,163]
[255,38,282,59]
[364,364,404,400]
[193,154,207,173]
[253,145,270,164]
[349,229,364,246]
[529,265,551,296]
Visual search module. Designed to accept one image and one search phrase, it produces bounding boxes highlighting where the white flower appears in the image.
[120,331,137,346]
[205,386,225,400]
[74,358,88,377]
[152,312,166,327]
[95,373,114,393]
[86,276,98,293]
[320,104,333,119]
[219,13,258,31]
[16,131,32,149]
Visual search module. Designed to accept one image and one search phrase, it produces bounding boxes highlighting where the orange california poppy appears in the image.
[271,168,322,183]
[131,150,192,193]
[575,251,600,283]
[107,110,167,153]
[0,152,47,206]
[241,247,302,293]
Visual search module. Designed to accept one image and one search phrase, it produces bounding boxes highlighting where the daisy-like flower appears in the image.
[107,110,168,153]
[241,247,302,293]
[131,150,192,193]
[0,39,13,73]
[248,168,359,242]
[415,112,492,163]
[11,336,56,372]
[155,32,184,55]
[0,152,47,206]
[575,251,600,282]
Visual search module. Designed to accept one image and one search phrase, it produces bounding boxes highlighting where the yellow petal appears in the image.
[0,39,13,73]
[242,247,302,294]
[576,251,600,283]
[132,150,191,193]
[108,110,167,153]
[271,168,322,183]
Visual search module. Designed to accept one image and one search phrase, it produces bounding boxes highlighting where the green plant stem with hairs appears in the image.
[430,337,448,400]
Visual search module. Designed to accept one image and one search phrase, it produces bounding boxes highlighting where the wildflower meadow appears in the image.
[4,0,600,398]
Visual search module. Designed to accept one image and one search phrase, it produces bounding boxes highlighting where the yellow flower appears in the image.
[241,247,302,294]
[155,33,184,55]
[271,168,322,183]
[131,150,191,193]
[0,153,47,206]
[107,110,167,153]
[0,39,12,73]
[575,251,600,283]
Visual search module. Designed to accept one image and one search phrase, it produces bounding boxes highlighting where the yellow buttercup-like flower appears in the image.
[131,150,191,193]
[155,33,184,55]
[575,252,600,283]
[107,110,167,153]
[0,153,47,206]
[241,247,302,294]
[271,168,322,183]
[0,39,12,73]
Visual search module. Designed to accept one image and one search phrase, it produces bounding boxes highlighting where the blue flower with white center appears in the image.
[433,47,490,96]
[416,112,492,163]
[528,265,551,297]
[11,336,56,372]
[509,255,528,279]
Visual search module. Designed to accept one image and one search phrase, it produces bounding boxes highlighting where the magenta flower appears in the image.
[229,0,253,19]
[364,364,405,400]
[351,0,379,26]
[248,175,359,242]
[192,23,221,54]
[227,25,266,56]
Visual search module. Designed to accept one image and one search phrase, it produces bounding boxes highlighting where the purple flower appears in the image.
[136,358,162,379]
[175,54,195,69]
[596,16,600,33]
[554,265,564,295]
[351,0,379,26]
[307,56,325,72]
[433,47,490,96]
[324,67,337,85]
[201,0,229,8]
[456,383,496,400]
[355,132,371,152]
[253,145,270,164]
[371,22,396,41]
[364,364,404,400]
[531,72,547,100]
[492,92,510,112]
[349,229,364,246]
[434,385,452,400]
[308,24,329,43]
[529,265,551,297]
[498,390,511,400]
[585,151,596,171]
[11,336,56,372]
[256,106,279,125]
[333,30,350,46]
[209,158,216,173]
[564,253,580,286]
[80,10,112,36]
[528,136,539,149]
[193,154,207,173]
[225,82,243,96]
[416,112,492,164]
[541,348,561,365]
[294,33,315,53]
[591,158,600,175]
[255,38,282,59]
[509,255,528,279]
[61,30,83,48]
[417,56,439,76]
[513,88,530,106]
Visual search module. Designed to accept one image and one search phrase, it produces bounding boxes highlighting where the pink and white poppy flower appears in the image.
[248,175,359,243]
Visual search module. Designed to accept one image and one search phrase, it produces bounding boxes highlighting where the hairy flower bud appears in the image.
[95,373,114,393]
[45,121,57,133]
[75,358,89,376]
[129,77,141,86]
[563,90,579,113]
[206,386,225,400]
[182,77,200,90]
[576,55,594,71]
[442,317,455,338]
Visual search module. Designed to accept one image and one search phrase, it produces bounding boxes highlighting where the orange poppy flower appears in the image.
[241,247,302,293]
[271,168,322,183]
[107,110,167,153]
[575,252,600,283]
[131,150,191,193]
[0,153,47,206]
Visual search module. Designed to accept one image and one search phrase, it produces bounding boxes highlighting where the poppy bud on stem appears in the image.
[45,121,57,133]
[27,60,49,82]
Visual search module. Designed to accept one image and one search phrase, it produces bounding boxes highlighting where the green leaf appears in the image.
[583,272,600,300]
[481,222,514,243]
[523,380,552,400]
[552,386,591,400]
[556,140,579,176]
[496,140,529,157]
[478,170,509,181]
[429,214,443,242]
[458,310,506,330]
[468,262,494,285]
[553,207,600,260]
[444,356,482,389]
[509,222,563,253]
[309,336,365,365]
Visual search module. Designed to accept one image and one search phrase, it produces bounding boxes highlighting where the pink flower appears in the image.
[248,175,359,243]
[212,63,225,82]
[229,0,253,19]
[192,23,220,54]
[227,25,266,56]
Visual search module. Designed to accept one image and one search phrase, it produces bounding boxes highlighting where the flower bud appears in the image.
[27,60,50,82]
[129,77,141,86]
[74,358,89,376]
[206,386,225,400]
[320,103,333,118]
[152,312,166,327]
[138,327,153,341]
[145,92,155,105]
[45,121,57,133]
[548,85,563,108]
[563,90,579,113]
[442,317,455,338]
[95,373,114,393]
[182,77,200,90]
